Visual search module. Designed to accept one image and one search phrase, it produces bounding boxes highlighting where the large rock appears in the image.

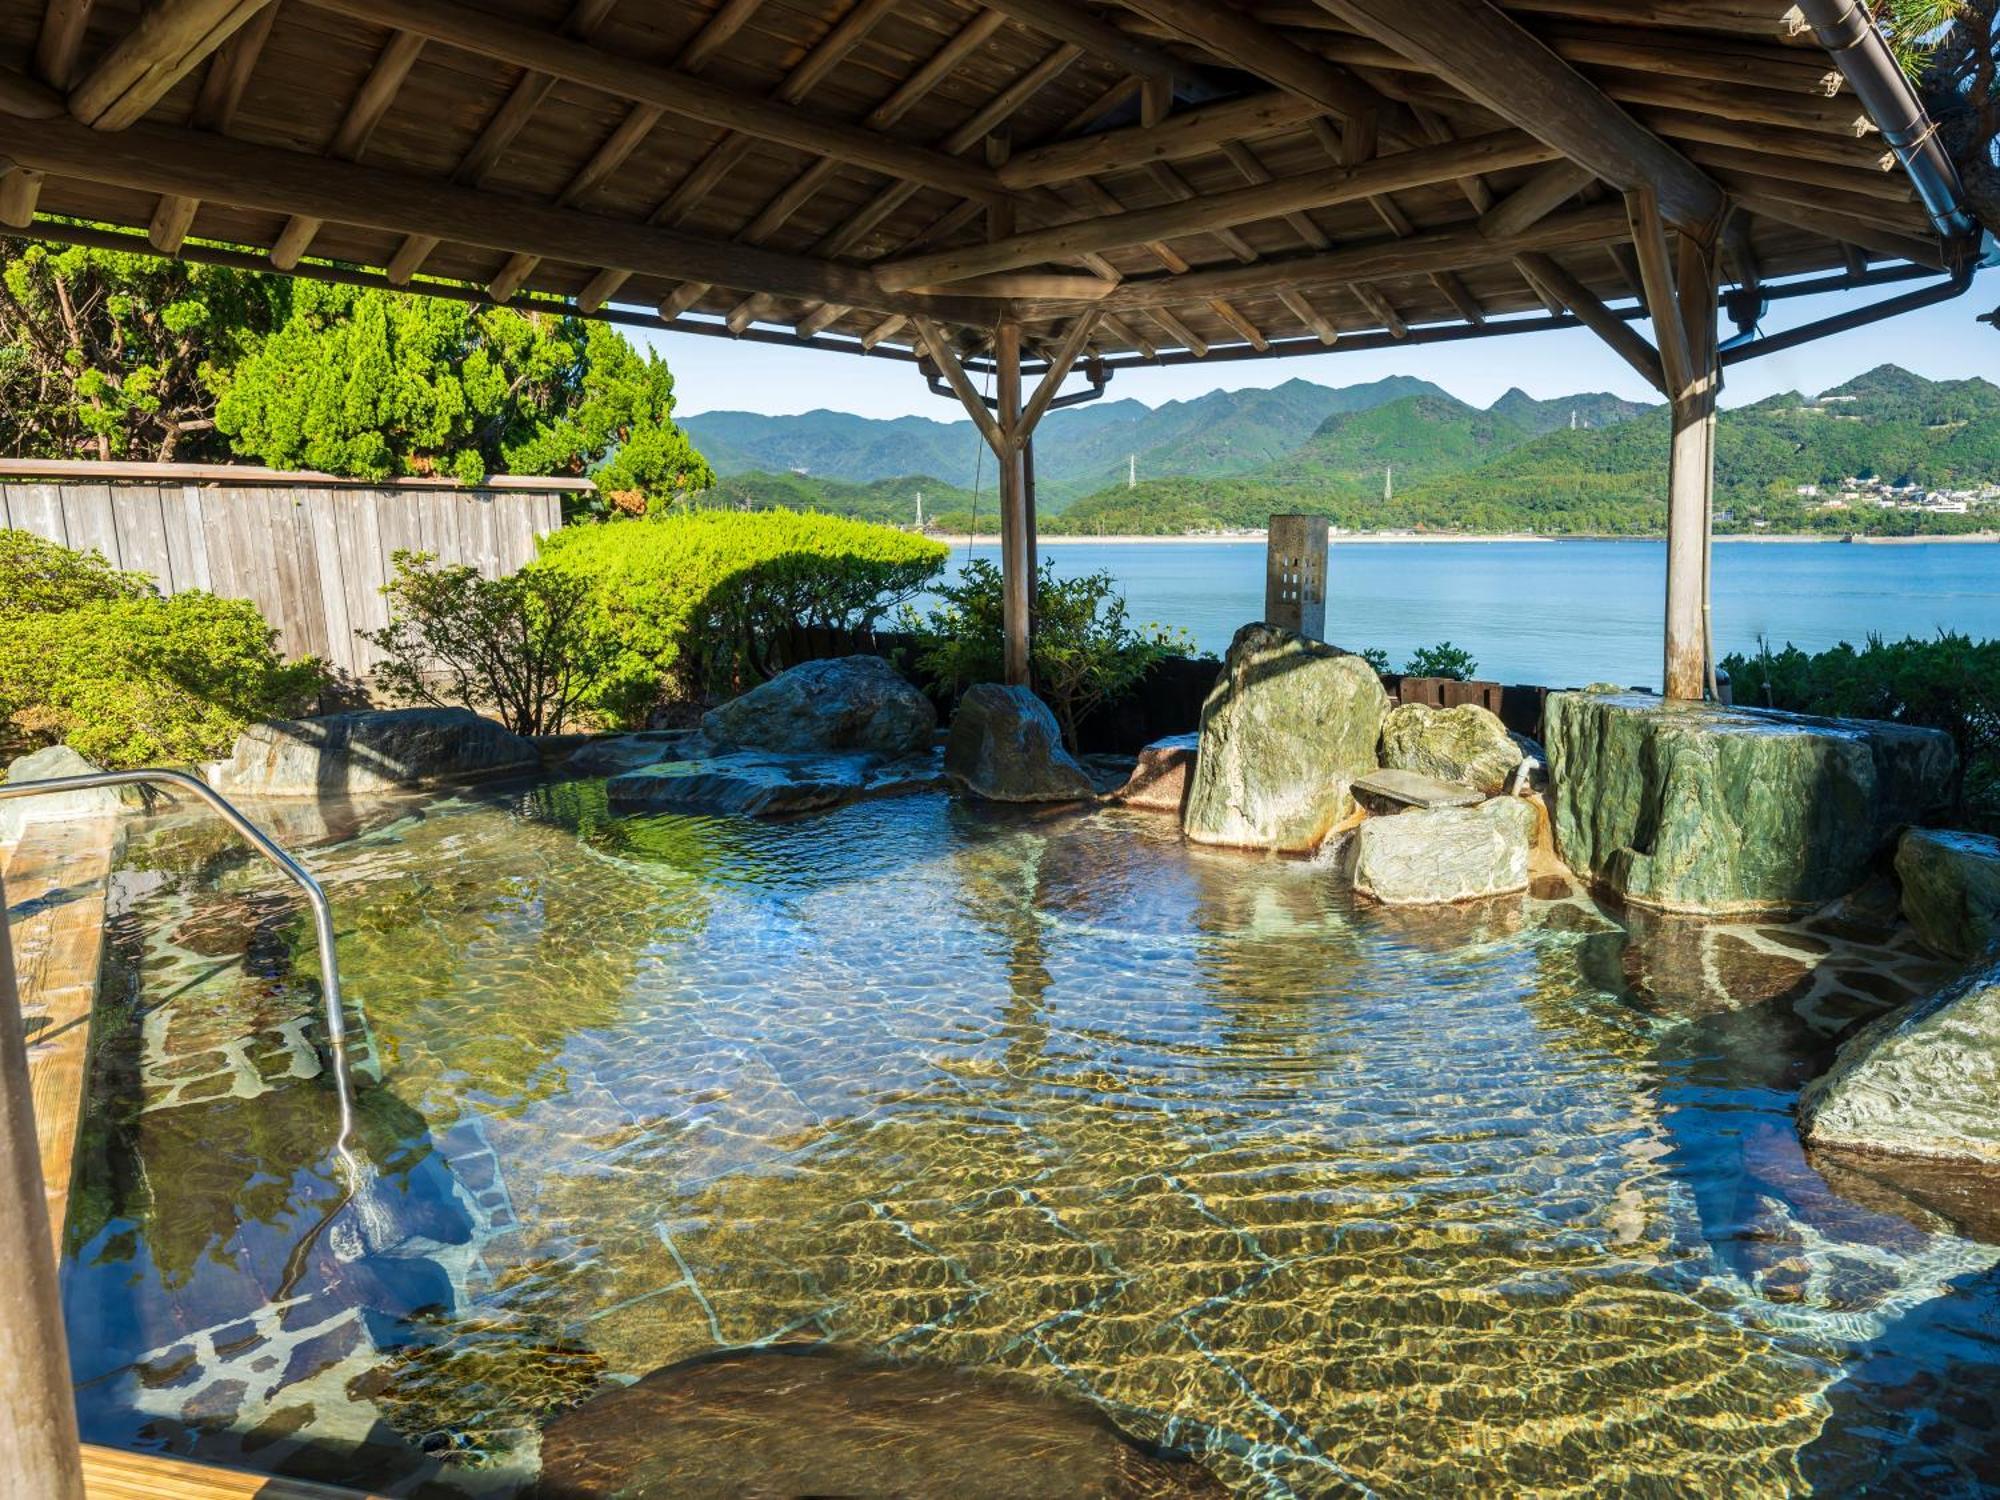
[944,684,1093,803]
[0,744,127,843]
[1800,956,2000,1164]
[207,708,539,798]
[607,748,942,817]
[534,1346,1228,1500]
[1182,623,1388,853]
[1110,733,1198,814]
[1378,702,1523,795]
[563,730,703,777]
[1896,826,2000,961]
[1351,797,1536,905]
[1544,692,1955,915]
[702,655,934,755]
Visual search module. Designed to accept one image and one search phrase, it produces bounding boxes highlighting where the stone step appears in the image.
[1352,768,1487,811]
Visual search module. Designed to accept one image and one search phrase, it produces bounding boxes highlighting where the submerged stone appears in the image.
[1182,623,1388,853]
[1351,797,1536,905]
[702,655,935,756]
[606,749,943,817]
[534,1346,1228,1499]
[1378,702,1523,795]
[208,709,539,798]
[1895,827,2000,961]
[944,684,1093,803]
[1800,956,2000,1165]
[563,731,703,777]
[1543,692,1955,915]
[1111,733,1198,814]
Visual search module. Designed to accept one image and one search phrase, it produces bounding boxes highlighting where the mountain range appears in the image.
[683,366,1999,538]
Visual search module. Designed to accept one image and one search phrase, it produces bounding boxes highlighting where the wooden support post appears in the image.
[0,869,86,1500]
[996,320,1031,687]
[1664,236,1720,702]
[1023,430,1040,639]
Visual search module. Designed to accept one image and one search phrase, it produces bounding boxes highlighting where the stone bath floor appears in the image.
[58,785,2000,1497]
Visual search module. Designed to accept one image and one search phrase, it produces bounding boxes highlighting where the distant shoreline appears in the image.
[931,531,2000,547]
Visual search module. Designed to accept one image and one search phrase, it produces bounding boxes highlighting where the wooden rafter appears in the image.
[1514,250,1664,390]
[388,0,631,285]
[303,0,1013,205]
[0,110,1000,324]
[1309,0,1726,230]
[270,29,426,269]
[979,0,1182,81]
[146,0,276,253]
[35,0,93,88]
[999,92,1326,190]
[69,0,276,131]
[1113,0,1384,125]
[877,130,1559,289]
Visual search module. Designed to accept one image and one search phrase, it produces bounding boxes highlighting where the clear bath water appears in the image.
[61,780,2000,1495]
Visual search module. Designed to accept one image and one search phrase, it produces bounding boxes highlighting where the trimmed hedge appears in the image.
[537,510,946,721]
[0,530,322,766]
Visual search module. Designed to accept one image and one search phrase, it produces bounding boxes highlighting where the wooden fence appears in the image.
[0,461,585,677]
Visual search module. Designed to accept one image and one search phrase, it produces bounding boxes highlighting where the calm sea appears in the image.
[942,539,2000,689]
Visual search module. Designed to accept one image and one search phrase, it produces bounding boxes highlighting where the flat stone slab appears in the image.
[1352,768,1486,810]
[606,749,943,818]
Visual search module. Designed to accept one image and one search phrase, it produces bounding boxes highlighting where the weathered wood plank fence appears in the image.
[0,460,585,677]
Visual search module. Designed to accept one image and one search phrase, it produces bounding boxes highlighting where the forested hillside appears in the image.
[686,367,1999,539]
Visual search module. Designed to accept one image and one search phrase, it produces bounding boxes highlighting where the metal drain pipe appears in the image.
[1792,0,1980,247]
[0,770,357,1155]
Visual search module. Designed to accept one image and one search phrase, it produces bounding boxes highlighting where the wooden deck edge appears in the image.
[82,1444,382,1498]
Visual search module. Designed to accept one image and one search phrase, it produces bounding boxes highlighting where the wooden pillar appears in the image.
[995,319,1031,687]
[1022,431,1039,634]
[1664,239,1720,703]
[0,869,86,1500]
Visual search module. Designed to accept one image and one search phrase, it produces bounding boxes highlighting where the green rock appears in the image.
[1,744,128,842]
[1351,797,1536,906]
[945,684,1093,803]
[1183,623,1387,853]
[1378,702,1523,794]
[1800,955,2000,1164]
[1543,692,1955,915]
[702,656,935,755]
[1896,827,2000,960]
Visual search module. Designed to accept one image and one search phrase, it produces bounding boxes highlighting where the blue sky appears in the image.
[645,267,1999,421]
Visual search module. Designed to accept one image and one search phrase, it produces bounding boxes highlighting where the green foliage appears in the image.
[906,558,1189,749]
[361,551,615,736]
[0,528,151,617]
[537,510,947,720]
[1403,642,1479,681]
[0,238,285,462]
[0,588,322,766]
[1355,646,1393,676]
[213,283,712,498]
[700,469,976,528]
[1721,631,2000,832]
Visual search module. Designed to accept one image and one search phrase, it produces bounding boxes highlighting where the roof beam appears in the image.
[69,0,276,130]
[1113,0,1382,125]
[1012,200,1633,316]
[878,130,1560,290]
[0,110,997,325]
[302,0,1011,205]
[980,0,1182,81]
[1480,159,1596,239]
[1307,0,1726,231]
[1513,250,1664,390]
[35,0,94,89]
[998,92,1326,190]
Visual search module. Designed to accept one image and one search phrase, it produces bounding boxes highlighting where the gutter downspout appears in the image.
[1792,0,1985,253]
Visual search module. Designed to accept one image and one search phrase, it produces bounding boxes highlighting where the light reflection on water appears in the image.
[61,782,2000,1496]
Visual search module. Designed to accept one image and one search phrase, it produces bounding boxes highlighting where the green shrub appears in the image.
[1722,632,2000,831]
[0,529,151,617]
[906,558,1190,750]
[0,590,323,765]
[362,551,614,736]
[537,510,946,720]
[1403,641,1479,680]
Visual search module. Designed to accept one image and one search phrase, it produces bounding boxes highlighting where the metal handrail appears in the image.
[0,770,357,1157]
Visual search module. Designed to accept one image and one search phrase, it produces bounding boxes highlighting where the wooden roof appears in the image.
[0,0,1973,376]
